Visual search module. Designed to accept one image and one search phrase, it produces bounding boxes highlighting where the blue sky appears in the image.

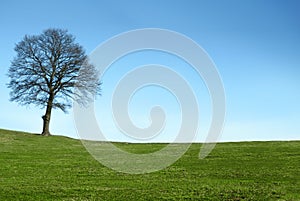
[0,0,299,142]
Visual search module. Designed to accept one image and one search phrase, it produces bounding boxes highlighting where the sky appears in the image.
[0,0,299,142]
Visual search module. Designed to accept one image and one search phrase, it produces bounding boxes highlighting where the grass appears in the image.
[0,128,299,200]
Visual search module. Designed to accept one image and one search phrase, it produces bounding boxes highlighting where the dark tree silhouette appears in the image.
[8,28,101,136]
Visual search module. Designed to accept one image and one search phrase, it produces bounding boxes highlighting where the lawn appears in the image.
[0,129,299,200]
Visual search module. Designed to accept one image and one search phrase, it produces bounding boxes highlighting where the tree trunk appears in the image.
[41,94,53,136]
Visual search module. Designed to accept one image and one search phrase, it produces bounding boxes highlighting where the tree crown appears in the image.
[8,28,100,112]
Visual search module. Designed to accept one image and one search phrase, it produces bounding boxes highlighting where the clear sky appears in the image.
[0,0,299,142]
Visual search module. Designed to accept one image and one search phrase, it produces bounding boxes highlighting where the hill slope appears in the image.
[0,129,299,200]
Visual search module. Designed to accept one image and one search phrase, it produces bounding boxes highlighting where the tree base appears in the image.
[41,132,51,136]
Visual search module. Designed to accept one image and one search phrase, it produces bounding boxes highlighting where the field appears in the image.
[0,129,299,200]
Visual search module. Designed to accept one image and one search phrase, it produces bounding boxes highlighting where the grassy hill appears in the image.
[0,129,299,200]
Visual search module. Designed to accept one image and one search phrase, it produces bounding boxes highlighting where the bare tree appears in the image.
[7,28,101,136]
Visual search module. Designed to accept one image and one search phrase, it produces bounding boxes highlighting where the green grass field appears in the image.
[0,129,299,200]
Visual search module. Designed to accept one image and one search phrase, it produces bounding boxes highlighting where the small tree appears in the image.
[8,28,101,136]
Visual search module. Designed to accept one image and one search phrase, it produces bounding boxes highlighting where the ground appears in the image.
[0,129,299,200]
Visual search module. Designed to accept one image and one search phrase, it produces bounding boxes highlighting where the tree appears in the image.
[8,28,101,136]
